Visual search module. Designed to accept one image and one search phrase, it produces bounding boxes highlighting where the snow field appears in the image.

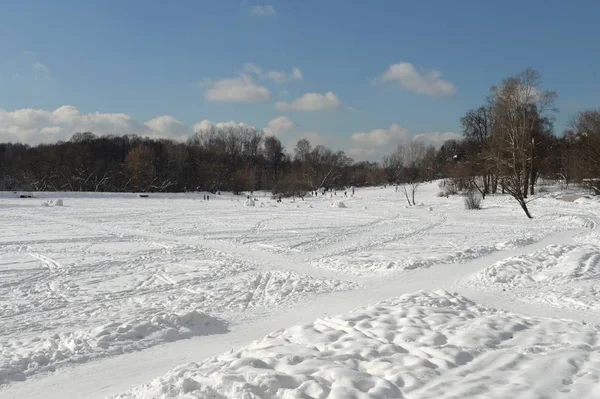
[113,290,600,399]
[2,183,600,398]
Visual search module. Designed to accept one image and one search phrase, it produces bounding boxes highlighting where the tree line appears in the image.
[0,128,385,195]
[1,68,599,217]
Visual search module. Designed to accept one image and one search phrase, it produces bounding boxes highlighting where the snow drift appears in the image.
[113,290,600,399]
[330,201,347,208]
[0,311,226,385]
[41,199,63,207]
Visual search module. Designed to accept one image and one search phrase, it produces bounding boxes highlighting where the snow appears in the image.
[1,183,600,398]
[114,290,600,399]
[1,310,226,384]
[42,199,64,207]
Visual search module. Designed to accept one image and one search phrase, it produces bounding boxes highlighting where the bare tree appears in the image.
[566,108,600,187]
[383,141,427,206]
[461,106,494,197]
[124,145,156,192]
[488,68,557,218]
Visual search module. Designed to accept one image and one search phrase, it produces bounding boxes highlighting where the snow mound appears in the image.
[113,291,600,399]
[362,205,368,210]
[308,204,313,208]
[244,199,255,207]
[42,199,64,207]
[0,310,226,385]
[330,201,347,208]
[427,206,433,211]
[259,202,266,208]
[470,244,600,312]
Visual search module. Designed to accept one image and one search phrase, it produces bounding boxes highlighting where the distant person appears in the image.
[203,195,206,200]
[344,191,347,197]
[207,195,210,201]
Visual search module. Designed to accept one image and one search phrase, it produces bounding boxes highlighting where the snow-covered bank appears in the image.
[114,290,600,399]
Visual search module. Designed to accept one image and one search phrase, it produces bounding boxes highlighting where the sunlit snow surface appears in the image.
[1,183,599,398]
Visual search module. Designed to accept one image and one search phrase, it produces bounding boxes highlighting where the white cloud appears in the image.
[351,124,409,147]
[346,147,376,160]
[291,67,303,80]
[0,105,193,145]
[243,63,263,76]
[145,115,190,140]
[347,124,461,161]
[250,5,276,16]
[412,131,463,148]
[33,62,51,80]
[33,62,50,75]
[243,63,303,84]
[380,62,456,97]
[276,92,341,112]
[193,119,256,133]
[204,75,271,103]
[301,132,328,146]
[40,126,64,135]
[263,116,295,137]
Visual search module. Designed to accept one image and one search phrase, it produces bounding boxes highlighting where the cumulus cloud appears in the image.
[412,131,463,148]
[380,62,456,97]
[347,124,462,162]
[192,119,256,133]
[243,63,303,84]
[204,75,271,103]
[276,92,341,112]
[0,105,192,145]
[351,124,409,147]
[250,5,276,16]
[263,116,295,137]
[145,115,190,139]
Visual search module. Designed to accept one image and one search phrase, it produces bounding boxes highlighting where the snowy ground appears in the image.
[1,183,600,398]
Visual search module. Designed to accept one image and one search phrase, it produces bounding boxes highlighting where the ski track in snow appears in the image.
[1,185,600,398]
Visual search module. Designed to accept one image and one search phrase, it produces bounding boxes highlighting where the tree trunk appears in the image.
[403,190,411,206]
[529,137,536,195]
[411,188,416,205]
[483,176,488,199]
[522,168,529,199]
[517,198,533,219]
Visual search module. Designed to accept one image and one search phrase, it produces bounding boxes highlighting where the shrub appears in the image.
[464,190,482,210]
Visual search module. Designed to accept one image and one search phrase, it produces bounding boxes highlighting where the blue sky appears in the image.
[0,0,599,159]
